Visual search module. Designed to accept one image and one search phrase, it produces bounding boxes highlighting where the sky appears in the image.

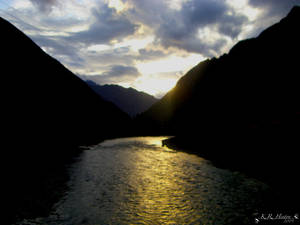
[0,0,299,97]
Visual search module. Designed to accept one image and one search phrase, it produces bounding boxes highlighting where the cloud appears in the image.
[218,13,248,38]
[6,0,250,69]
[243,0,300,38]
[29,0,58,13]
[138,48,167,61]
[79,65,141,85]
[181,0,228,26]
[125,0,248,56]
[102,65,140,78]
[6,0,298,97]
[39,17,86,31]
[32,35,77,56]
[30,34,85,68]
[248,0,299,17]
[67,5,139,45]
[84,47,136,68]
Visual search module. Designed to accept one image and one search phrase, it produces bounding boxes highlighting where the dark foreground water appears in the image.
[17,137,273,225]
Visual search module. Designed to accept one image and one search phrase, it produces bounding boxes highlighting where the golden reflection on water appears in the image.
[145,136,164,147]
[126,137,205,224]
[21,136,271,225]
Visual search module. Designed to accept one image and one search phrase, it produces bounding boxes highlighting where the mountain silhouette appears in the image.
[1,16,131,157]
[140,6,300,134]
[0,17,131,223]
[138,6,300,204]
[82,80,158,117]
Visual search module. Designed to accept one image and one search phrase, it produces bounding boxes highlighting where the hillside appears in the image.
[83,80,158,117]
[138,6,300,204]
[0,16,130,223]
[1,16,131,157]
[140,6,300,135]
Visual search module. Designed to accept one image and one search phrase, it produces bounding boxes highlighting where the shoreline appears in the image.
[7,147,85,225]
[8,134,299,224]
[162,135,300,213]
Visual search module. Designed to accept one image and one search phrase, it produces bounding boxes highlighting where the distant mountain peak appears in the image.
[83,80,158,117]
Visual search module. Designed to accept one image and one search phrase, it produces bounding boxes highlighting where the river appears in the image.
[18,137,273,225]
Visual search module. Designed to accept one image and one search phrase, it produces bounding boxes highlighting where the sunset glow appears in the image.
[0,0,297,98]
[134,76,177,97]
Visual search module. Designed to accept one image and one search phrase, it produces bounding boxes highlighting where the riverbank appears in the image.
[6,146,87,225]
[6,135,134,224]
[14,137,287,225]
[162,134,300,214]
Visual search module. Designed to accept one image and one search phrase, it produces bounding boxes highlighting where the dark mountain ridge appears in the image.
[138,6,300,207]
[84,80,158,117]
[0,16,131,223]
[140,6,300,135]
[1,17,131,144]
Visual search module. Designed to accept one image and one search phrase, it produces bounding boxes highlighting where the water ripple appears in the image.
[18,137,272,225]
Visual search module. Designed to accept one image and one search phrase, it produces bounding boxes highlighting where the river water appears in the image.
[20,137,273,225]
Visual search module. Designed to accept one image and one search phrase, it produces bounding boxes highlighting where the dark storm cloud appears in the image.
[68,5,139,45]
[126,0,248,56]
[181,0,228,26]
[217,13,248,38]
[79,65,141,84]
[102,65,140,78]
[86,47,136,66]
[29,0,58,13]
[138,49,167,61]
[8,0,251,64]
